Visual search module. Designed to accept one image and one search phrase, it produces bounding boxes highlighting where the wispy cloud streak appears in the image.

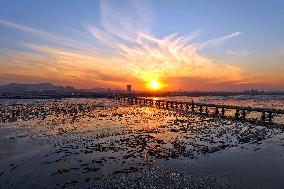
[0,0,246,90]
[197,32,242,49]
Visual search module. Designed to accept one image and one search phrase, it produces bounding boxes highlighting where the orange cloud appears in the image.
[0,1,265,91]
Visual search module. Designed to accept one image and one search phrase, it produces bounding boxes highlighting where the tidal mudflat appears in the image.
[0,98,284,189]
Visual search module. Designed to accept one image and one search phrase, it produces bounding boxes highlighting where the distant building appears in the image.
[127,84,131,92]
[244,89,259,95]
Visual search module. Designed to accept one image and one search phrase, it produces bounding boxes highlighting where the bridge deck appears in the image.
[116,97,284,125]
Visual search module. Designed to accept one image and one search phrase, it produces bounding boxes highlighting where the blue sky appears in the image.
[0,0,283,91]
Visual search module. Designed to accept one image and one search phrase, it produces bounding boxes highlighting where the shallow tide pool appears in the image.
[0,98,284,189]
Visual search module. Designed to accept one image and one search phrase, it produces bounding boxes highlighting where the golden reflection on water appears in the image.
[0,98,284,188]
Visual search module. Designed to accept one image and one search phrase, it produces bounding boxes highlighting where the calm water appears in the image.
[0,96,284,188]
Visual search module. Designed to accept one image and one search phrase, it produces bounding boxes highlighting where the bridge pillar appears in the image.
[215,107,219,115]
[242,110,246,119]
[261,112,266,123]
[221,107,225,117]
[268,112,273,123]
[191,103,195,112]
[235,109,240,119]
[199,105,203,113]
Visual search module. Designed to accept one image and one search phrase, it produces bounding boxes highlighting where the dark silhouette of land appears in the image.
[0,83,283,99]
[0,83,75,92]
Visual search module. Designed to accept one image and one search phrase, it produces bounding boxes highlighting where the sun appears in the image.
[149,80,160,90]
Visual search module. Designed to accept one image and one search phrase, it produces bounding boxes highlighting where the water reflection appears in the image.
[0,98,283,188]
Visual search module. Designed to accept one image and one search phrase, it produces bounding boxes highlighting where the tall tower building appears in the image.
[127,84,131,92]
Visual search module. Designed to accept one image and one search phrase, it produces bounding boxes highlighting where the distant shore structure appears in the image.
[127,84,132,92]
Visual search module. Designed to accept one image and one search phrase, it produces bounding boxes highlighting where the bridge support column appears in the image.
[221,107,225,117]
[199,105,203,113]
[261,112,266,123]
[268,112,273,123]
[215,107,219,116]
[235,109,240,119]
[205,106,208,115]
[191,103,195,112]
[242,110,246,119]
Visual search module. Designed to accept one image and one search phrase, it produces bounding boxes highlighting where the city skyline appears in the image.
[0,0,284,91]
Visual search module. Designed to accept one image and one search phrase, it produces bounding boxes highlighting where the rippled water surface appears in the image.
[0,97,284,189]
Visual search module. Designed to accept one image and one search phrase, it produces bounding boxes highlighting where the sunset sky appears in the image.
[0,0,283,91]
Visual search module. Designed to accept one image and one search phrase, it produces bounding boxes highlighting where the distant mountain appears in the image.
[0,83,76,92]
